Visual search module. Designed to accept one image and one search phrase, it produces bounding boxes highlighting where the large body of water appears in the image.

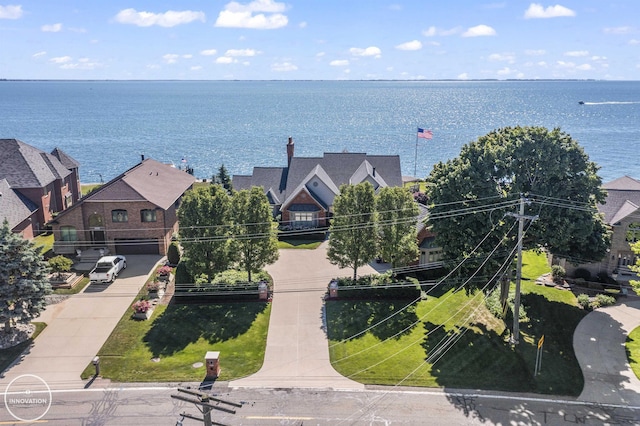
[1,80,638,184]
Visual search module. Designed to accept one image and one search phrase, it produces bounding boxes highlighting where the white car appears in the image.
[89,255,127,283]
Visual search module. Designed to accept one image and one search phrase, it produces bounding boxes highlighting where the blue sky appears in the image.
[1,1,638,80]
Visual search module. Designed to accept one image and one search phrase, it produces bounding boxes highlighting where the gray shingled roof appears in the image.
[0,179,38,230]
[51,147,80,169]
[599,176,640,224]
[0,139,71,188]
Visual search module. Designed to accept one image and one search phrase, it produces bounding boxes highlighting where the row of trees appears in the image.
[177,185,279,283]
[327,184,420,281]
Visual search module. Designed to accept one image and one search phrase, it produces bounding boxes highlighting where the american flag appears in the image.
[417,128,433,139]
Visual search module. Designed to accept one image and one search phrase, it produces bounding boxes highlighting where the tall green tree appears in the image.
[629,242,640,293]
[376,186,420,268]
[212,164,233,194]
[327,182,378,281]
[231,187,279,282]
[178,185,234,282]
[0,220,51,333]
[427,126,610,282]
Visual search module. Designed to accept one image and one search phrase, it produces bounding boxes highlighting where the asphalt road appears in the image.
[1,384,639,425]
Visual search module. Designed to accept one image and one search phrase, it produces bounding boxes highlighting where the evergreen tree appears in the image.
[327,182,378,281]
[212,164,233,194]
[376,186,420,268]
[177,185,234,282]
[231,187,279,282]
[0,220,51,334]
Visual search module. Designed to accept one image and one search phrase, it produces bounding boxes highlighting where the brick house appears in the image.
[232,137,403,229]
[554,175,640,280]
[0,139,81,238]
[50,158,195,256]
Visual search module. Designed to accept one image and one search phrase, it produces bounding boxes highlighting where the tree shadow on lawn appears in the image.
[143,302,267,358]
[326,299,419,341]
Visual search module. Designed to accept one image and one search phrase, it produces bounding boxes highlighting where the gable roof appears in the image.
[50,147,80,169]
[0,139,71,188]
[599,176,640,224]
[0,179,38,230]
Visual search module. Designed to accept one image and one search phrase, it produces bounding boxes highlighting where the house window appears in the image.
[626,223,640,243]
[291,212,317,228]
[112,209,128,223]
[60,226,77,242]
[64,193,73,209]
[141,209,157,222]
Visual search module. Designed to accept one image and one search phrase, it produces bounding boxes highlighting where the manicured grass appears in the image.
[626,327,640,380]
[81,183,102,195]
[327,250,587,395]
[0,322,47,373]
[81,302,271,382]
[277,239,323,249]
[33,233,54,255]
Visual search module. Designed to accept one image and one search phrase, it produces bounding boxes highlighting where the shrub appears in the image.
[573,268,592,281]
[174,261,192,284]
[167,242,181,266]
[577,294,590,309]
[596,271,611,284]
[594,293,616,308]
[551,265,566,283]
[48,255,73,279]
[132,299,152,313]
[157,265,172,276]
[146,281,163,292]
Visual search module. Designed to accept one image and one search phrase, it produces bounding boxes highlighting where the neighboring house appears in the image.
[416,203,443,267]
[556,175,640,279]
[50,158,195,256]
[233,137,403,229]
[0,139,81,237]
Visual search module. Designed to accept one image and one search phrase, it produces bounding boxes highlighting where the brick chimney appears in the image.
[287,137,295,167]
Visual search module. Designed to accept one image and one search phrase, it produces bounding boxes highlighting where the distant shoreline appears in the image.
[1,78,625,83]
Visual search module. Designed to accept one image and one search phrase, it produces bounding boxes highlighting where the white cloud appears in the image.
[462,25,496,37]
[576,64,592,71]
[50,56,72,64]
[423,26,461,37]
[603,26,634,35]
[299,21,307,28]
[489,53,516,63]
[114,8,205,27]
[556,60,575,69]
[524,3,575,19]
[271,61,298,71]
[215,0,288,29]
[191,66,203,71]
[225,48,259,57]
[0,4,22,19]
[395,40,422,51]
[163,54,180,64]
[629,39,640,45]
[564,50,588,57]
[182,54,193,59]
[41,23,63,32]
[457,72,469,80]
[216,56,237,64]
[330,59,349,67]
[32,51,47,58]
[349,46,382,57]
[200,49,218,56]
[316,52,325,58]
[525,49,546,56]
[497,67,513,76]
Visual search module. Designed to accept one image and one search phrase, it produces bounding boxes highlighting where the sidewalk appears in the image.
[231,243,373,390]
[0,255,162,392]
[574,297,640,405]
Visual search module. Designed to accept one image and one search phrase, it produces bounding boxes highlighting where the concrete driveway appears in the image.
[574,298,640,405]
[0,255,162,391]
[231,242,375,390]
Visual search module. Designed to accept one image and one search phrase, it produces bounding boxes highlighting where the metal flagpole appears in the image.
[414,128,419,177]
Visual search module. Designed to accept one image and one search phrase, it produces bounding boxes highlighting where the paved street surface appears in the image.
[0,255,162,391]
[231,243,374,390]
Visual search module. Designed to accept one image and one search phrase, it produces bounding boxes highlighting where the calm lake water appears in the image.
[1,80,638,183]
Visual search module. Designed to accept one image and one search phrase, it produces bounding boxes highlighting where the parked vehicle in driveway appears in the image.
[89,255,127,283]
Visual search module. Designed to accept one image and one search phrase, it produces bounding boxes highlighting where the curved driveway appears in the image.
[574,297,640,405]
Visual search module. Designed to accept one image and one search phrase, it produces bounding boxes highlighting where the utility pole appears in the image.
[506,195,538,345]
[171,388,242,426]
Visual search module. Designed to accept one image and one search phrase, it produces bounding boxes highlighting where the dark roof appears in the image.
[599,176,640,224]
[50,147,80,169]
[0,179,38,230]
[233,149,402,206]
[0,139,71,188]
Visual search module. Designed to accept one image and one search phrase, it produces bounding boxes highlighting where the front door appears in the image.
[91,228,105,244]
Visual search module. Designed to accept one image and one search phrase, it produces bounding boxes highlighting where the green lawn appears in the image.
[0,323,46,373]
[81,302,271,382]
[627,327,640,380]
[53,276,90,295]
[277,239,323,249]
[33,233,54,255]
[327,250,588,395]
